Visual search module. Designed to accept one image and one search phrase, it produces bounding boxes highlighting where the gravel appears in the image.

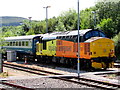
[2,62,92,89]
[7,77,92,89]
[2,61,119,89]
[0,84,13,89]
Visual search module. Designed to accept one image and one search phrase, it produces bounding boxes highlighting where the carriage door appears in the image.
[33,37,40,54]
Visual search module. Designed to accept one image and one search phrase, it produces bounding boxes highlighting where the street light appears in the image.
[91,11,96,28]
[28,17,32,22]
[43,6,51,33]
[0,22,3,73]
[77,0,80,78]
[28,17,32,29]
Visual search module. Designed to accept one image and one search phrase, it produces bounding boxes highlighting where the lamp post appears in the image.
[77,0,80,78]
[0,22,3,73]
[28,17,32,29]
[28,17,32,22]
[0,46,3,73]
[43,6,51,33]
[91,11,96,28]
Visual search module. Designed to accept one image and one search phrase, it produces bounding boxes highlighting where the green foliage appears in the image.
[2,26,25,37]
[112,32,120,58]
[80,8,95,29]
[48,17,58,32]
[26,29,35,35]
[0,29,5,53]
[54,18,66,31]
[97,18,115,38]
[0,72,9,77]
[95,0,120,38]
[59,9,77,30]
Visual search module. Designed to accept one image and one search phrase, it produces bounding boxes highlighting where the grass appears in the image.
[107,74,116,79]
[0,72,9,78]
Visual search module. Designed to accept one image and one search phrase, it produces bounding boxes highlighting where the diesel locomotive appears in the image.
[3,29,116,70]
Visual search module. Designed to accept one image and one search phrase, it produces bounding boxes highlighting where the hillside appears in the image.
[0,16,27,26]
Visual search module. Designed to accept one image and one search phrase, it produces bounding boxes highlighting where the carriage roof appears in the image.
[5,34,42,41]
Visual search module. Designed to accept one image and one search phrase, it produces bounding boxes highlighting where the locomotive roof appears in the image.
[42,34,66,40]
[66,29,92,36]
[5,34,43,41]
[5,29,98,41]
[42,29,93,40]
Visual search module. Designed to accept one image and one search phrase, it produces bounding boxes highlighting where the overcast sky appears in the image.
[0,0,96,20]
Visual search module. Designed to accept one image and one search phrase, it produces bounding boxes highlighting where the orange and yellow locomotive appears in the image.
[36,29,116,70]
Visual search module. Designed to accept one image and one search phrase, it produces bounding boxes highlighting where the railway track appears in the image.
[0,81,34,90]
[3,62,120,90]
[114,63,120,68]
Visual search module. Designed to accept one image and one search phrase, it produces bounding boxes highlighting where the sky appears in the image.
[0,0,96,20]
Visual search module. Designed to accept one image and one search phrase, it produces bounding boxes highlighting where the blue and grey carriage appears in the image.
[3,34,43,60]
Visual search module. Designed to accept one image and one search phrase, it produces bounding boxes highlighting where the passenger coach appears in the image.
[3,34,42,60]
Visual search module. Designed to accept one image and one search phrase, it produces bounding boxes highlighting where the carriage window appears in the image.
[6,42,10,46]
[19,42,21,46]
[16,42,18,46]
[22,41,24,46]
[26,41,29,46]
[10,42,12,46]
[12,42,15,46]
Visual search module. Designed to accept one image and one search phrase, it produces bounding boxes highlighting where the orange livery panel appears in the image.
[56,39,77,58]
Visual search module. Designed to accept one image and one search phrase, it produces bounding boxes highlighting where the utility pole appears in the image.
[28,17,32,29]
[91,11,96,28]
[0,46,3,73]
[77,0,80,78]
[28,17,32,22]
[0,20,3,73]
[43,6,51,33]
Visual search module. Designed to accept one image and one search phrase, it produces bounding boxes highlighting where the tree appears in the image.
[59,9,78,30]
[80,8,95,29]
[95,0,120,37]
[26,29,35,35]
[97,18,115,38]
[55,18,66,31]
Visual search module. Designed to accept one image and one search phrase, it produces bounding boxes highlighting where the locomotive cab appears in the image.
[80,37,115,69]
